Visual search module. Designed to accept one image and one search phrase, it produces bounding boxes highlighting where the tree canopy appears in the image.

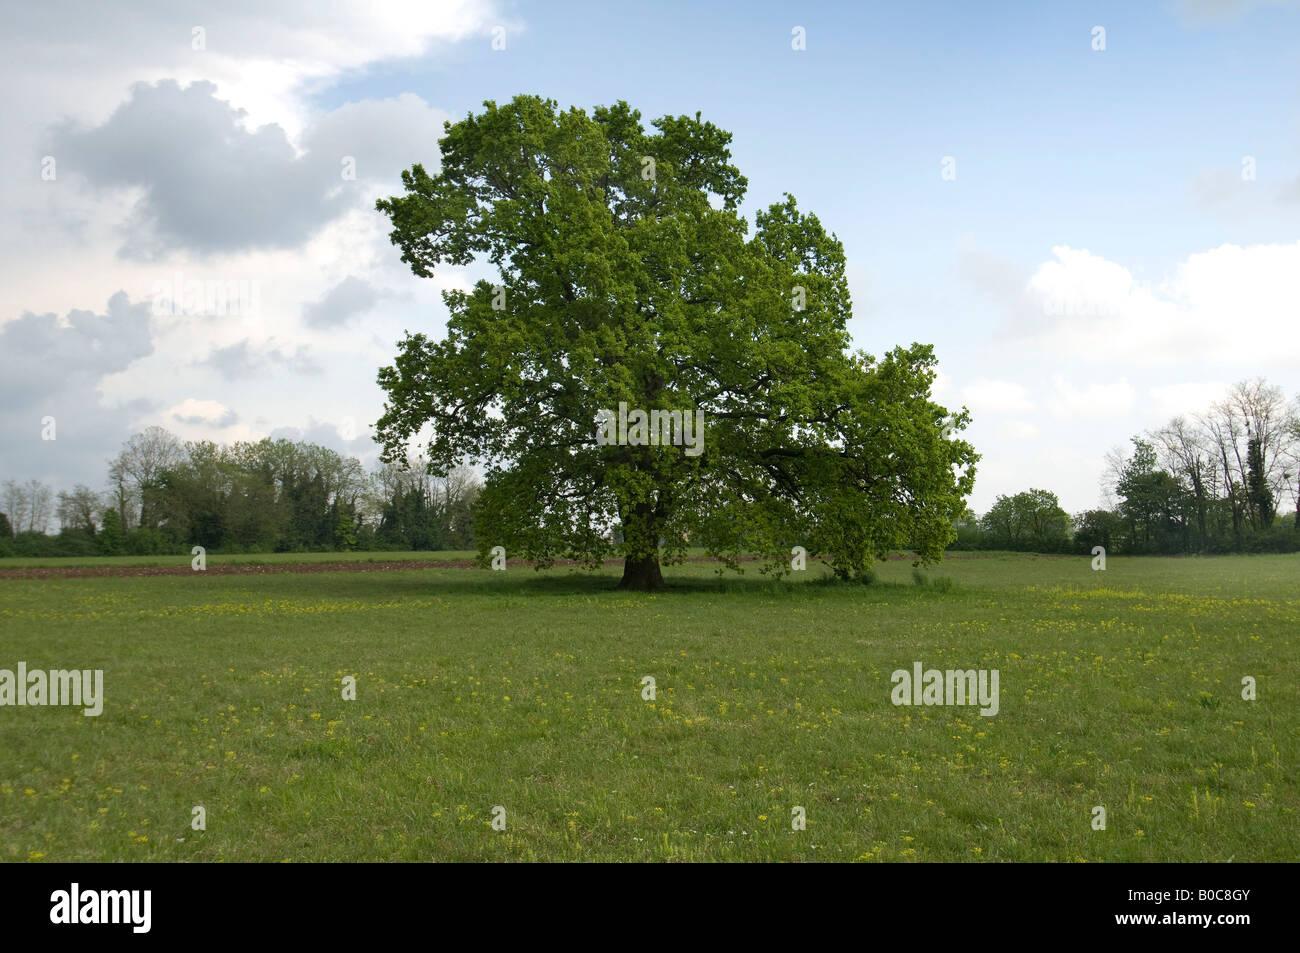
[375,95,977,588]
[979,488,1072,552]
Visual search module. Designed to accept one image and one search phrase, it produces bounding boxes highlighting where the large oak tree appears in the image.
[375,96,977,589]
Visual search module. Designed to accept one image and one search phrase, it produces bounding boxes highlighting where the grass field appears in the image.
[1,552,1296,862]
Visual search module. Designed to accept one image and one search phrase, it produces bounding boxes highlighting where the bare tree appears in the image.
[108,426,186,529]
[23,479,53,533]
[1099,445,1128,510]
[1151,416,1214,548]
[1280,393,1300,526]
[1201,380,1290,533]
[55,484,104,534]
[1227,378,1289,502]
[1202,402,1247,539]
[1,479,29,535]
[443,464,479,513]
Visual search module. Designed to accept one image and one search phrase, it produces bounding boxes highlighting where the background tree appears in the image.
[1151,416,1214,550]
[1115,439,1160,550]
[374,95,976,589]
[0,480,26,535]
[1114,439,1194,553]
[55,484,103,535]
[21,479,52,533]
[1073,508,1123,555]
[1227,379,1289,508]
[979,494,1024,549]
[1285,393,1300,530]
[97,508,125,556]
[1246,433,1275,529]
[978,489,1071,552]
[108,426,185,530]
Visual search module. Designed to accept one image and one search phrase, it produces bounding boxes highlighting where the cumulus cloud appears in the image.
[48,81,335,258]
[196,338,322,380]
[0,1,494,493]
[302,276,389,328]
[300,93,449,187]
[48,80,454,260]
[971,243,1300,367]
[0,292,156,485]
[1,0,500,137]
[0,292,154,409]
[269,418,377,458]
[167,398,239,427]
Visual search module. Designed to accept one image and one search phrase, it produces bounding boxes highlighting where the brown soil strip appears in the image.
[0,555,728,579]
[0,550,1063,580]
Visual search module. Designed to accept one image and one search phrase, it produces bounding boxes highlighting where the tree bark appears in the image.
[618,552,666,591]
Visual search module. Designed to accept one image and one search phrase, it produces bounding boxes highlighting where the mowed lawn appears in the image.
[1,553,1296,862]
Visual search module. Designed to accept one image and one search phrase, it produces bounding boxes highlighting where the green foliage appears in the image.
[124,526,171,556]
[333,505,358,552]
[1,434,484,558]
[152,437,367,553]
[377,485,441,550]
[375,95,977,587]
[97,508,125,556]
[978,488,1072,553]
[1246,436,1275,530]
[52,530,98,557]
[1072,508,1124,555]
[946,507,983,550]
[1114,439,1195,553]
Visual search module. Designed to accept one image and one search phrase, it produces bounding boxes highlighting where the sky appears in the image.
[2,0,1298,516]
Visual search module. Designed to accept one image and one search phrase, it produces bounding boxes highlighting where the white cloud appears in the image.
[1147,380,1230,421]
[0,4,494,491]
[1000,243,1300,367]
[1048,376,1136,420]
[960,378,1036,415]
[166,398,238,428]
[0,1,500,138]
[44,82,454,260]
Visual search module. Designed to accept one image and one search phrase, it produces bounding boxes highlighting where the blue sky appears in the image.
[318,0,1299,261]
[2,0,1298,516]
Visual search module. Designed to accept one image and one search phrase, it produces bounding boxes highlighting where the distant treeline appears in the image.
[0,427,481,558]
[4,378,1297,559]
[951,379,1300,555]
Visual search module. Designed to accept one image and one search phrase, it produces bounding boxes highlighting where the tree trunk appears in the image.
[618,552,666,591]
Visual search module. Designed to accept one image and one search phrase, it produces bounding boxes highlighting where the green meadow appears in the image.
[1,553,1296,862]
